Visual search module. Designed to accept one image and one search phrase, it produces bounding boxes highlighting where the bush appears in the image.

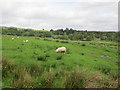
[43,38,51,41]
[51,64,56,68]
[37,55,47,61]
[40,70,55,88]
[45,53,50,57]
[2,57,15,78]
[81,53,84,55]
[66,49,71,54]
[105,49,110,52]
[60,41,69,43]
[35,37,39,40]
[27,64,44,76]
[55,40,59,42]
[81,44,86,46]
[12,67,33,88]
[97,66,111,75]
[56,55,63,60]
[65,68,86,88]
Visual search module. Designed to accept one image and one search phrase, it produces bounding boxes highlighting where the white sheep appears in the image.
[12,38,14,40]
[56,47,66,53]
[23,40,29,43]
[25,40,29,43]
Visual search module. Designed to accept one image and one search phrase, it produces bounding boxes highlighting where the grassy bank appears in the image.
[2,36,119,88]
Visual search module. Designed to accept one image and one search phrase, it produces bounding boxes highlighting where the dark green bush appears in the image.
[56,40,59,42]
[60,41,69,43]
[37,55,47,61]
[81,44,86,46]
[98,66,111,75]
[56,55,63,60]
[43,38,51,41]
[81,53,84,55]
[45,53,50,57]
[2,57,15,78]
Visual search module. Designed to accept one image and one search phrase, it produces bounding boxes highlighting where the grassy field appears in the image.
[2,36,119,88]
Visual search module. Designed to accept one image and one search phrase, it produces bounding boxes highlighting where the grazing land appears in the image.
[2,36,119,88]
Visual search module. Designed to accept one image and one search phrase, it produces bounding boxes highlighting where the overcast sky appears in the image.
[1,0,118,31]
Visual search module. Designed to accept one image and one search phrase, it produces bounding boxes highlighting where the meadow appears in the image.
[2,36,119,88]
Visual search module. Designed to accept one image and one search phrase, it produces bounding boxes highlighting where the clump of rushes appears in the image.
[81,44,86,46]
[56,40,59,42]
[37,53,50,61]
[2,56,15,78]
[37,55,47,61]
[12,67,33,88]
[81,53,84,55]
[45,53,50,57]
[40,70,55,88]
[60,41,69,43]
[56,55,63,60]
[84,71,118,88]
[65,68,86,88]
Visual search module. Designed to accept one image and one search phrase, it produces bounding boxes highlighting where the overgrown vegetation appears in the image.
[2,33,118,88]
[2,26,119,42]
[2,57,118,88]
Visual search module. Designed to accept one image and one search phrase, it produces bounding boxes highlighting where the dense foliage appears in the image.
[1,26,119,42]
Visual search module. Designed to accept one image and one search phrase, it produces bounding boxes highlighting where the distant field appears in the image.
[2,36,119,88]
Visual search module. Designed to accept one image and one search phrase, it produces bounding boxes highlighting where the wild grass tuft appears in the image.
[2,57,15,78]
[56,55,63,60]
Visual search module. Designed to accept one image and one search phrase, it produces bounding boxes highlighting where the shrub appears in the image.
[51,64,56,68]
[84,71,118,88]
[105,49,110,52]
[55,40,59,42]
[17,47,20,49]
[35,37,39,40]
[97,66,111,75]
[27,64,44,76]
[56,55,63,60]
[33,51,38,55]
[43,38,51,41]
[37,55,47,61]
[81,53,84,55]
[40,70,55,88]
[60,41,69,43]
[2,57,15,78]
[45,53,50,57]
[66,49,71,54]
[12,67,33,88]
[65,68,86,88]
[81,44,86,46]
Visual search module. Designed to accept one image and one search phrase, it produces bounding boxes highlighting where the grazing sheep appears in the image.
[12,38,14,40]
[23,40,29,43]
[56,47,66,53]
[26,40,29,43]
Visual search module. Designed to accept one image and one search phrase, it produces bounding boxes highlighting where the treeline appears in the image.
[1,26,119,42]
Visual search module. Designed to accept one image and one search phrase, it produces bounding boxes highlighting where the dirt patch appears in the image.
[100,54,112,58]
[114,62,120,66]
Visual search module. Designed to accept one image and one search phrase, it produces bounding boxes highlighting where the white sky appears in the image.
[0,0,119,31]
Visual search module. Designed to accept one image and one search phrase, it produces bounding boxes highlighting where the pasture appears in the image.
[2,36,119,88]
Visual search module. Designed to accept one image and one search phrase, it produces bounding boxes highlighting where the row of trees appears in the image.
[1,26,119,42]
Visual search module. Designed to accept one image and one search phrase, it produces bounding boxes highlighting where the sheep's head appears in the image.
[56,49,59,52]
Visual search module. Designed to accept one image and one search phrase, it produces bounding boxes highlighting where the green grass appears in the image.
[2,36,119,88]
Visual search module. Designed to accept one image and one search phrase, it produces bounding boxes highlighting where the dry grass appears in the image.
[2,57,119,88]
[84,71,118,88]
[12,67,33,88]
[40,69,55,88]
[65,67,87,88]
[2,56,15,78]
